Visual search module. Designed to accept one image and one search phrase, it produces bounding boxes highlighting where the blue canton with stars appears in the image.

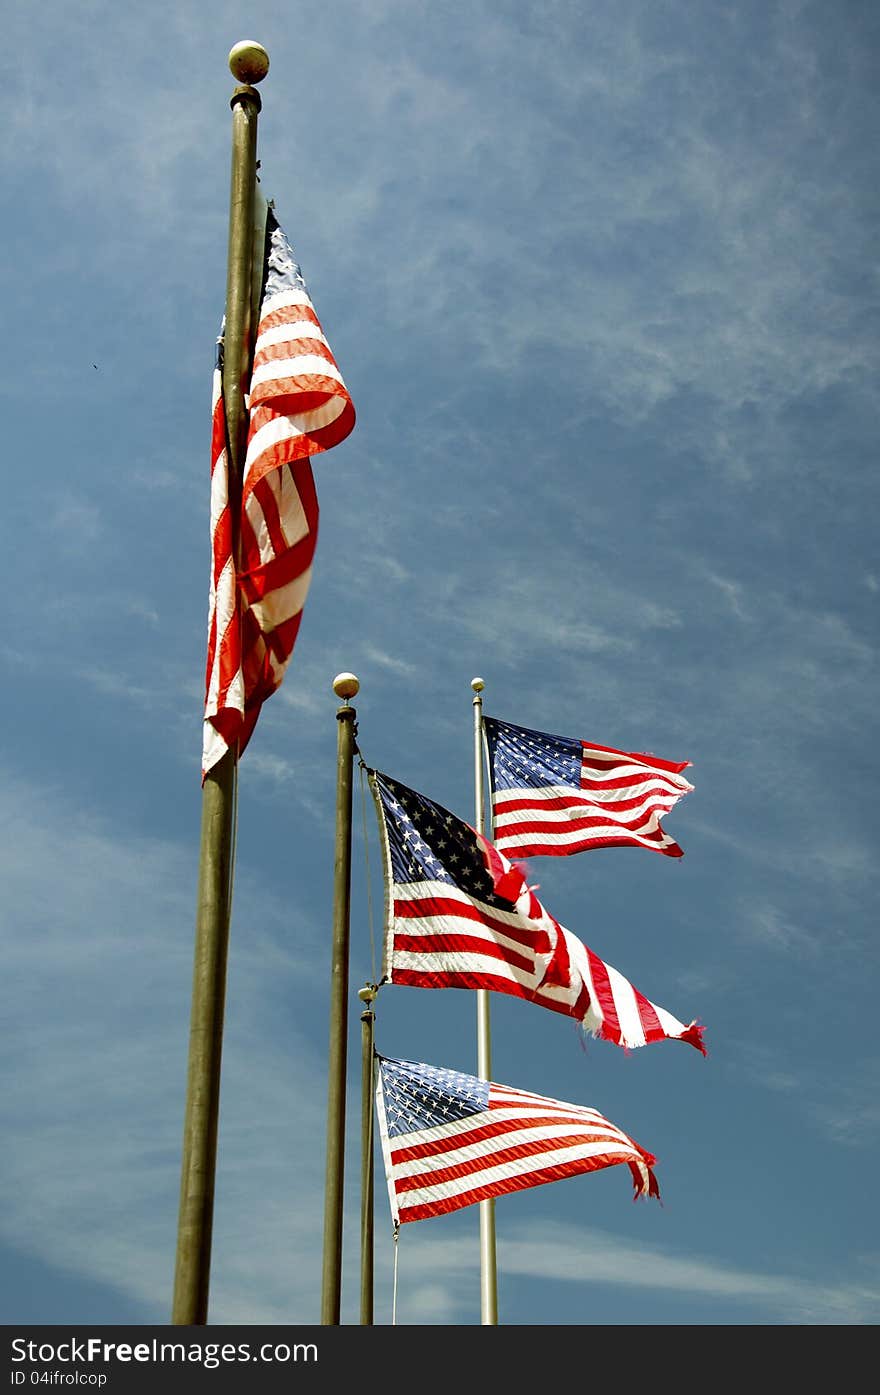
[378,1056,490,1136]
[483,716,582,793]
[371,770,516,910]
[262,206,310,301]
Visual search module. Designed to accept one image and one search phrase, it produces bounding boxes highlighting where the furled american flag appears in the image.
[203,194,355,777]
[375,1054,660,1225]
[484,716,693,859]
[369,770,706,1054]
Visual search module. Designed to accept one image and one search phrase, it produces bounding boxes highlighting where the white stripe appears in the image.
[493,779,687,811]
[248,565,313,634]
[581,743,691,771]
[390,946,542,993]
[560,936,644,1047]
[393,876,541,920]
[390,885,554,986]
[209,451,229,529]
[490,1087,609,1120]
[243,466,312,557]
[244,398,349,476]
[492,805,672,836]
[204,561,239,714]
[255,320,331,353]
[494,823,674,852]
[652,1002,693,1038]
[259,287,315,316]
[202,721,231,774]
[249,352,346,392]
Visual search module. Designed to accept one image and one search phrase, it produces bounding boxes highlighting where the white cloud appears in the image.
[741,901,821,956]
[0,768,328,1321]
[362,645,420,678]
[383,1218,879,1325]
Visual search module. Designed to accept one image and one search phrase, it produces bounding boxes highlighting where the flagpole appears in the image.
[171,41,269,1327]
[321,672,360,1324]
[471,677,499,1324]
[358,983,377,1325]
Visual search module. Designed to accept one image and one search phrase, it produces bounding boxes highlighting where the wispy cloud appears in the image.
[740,901,822,956]
[384,1218,880,1325]
[728,1044,880,1150]
[0,767,329,1321]
[362,645,421,679]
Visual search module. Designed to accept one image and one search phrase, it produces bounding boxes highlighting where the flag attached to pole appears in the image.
[375,1054,660,1225]
[203,197,355,778]
[369,770,706,1054]
[483,716,693,859]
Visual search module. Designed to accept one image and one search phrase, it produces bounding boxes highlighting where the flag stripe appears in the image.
[391,1114,639,1168]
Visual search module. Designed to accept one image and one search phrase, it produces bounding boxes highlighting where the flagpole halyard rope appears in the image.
[227,741,239,926]
[391,1222,400,1326]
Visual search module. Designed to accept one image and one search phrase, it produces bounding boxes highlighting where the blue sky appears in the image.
[1,0,878,1328]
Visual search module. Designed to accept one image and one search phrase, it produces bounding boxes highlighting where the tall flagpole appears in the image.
[172,41,269,1327]
[471,677,499,1324]
[358,983,377,1325]
[321,672,360,1324]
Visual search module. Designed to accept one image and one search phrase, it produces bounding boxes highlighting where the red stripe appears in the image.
[632,989,668,1045]
[240,457,319,580]
[580,741,692,775]
[252,335,338,370]
[539,911,572,990]
[389,930,536,976]
[577,773,688,795]
[475,831,528,902]
[493,830,682,859]
[583,946,622,1045]
[204,606,218,693]
[243,395,355,489]
[494,790,681,817]
[241,483,285,571]
[583,944,668,1048]
[257,302,321,333]
[240,512,317,606]
[269,610,304,664]
[495,805,673,835]
[389,967,537,998]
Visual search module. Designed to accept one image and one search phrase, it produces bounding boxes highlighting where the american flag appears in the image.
[375,1054,659,1225]
[203,196,355,777]
[369,770,706,1054]
[484,716,693,859]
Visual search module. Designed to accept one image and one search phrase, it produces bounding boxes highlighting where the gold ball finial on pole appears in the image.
[228,41,270,84]
[471,676,485,694]
[333,672,360,703]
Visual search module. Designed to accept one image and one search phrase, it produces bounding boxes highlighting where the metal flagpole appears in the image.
[320,672,360,1324]
[171,41,269,1327]
[358,983,377,1325]
[471,677,499,1324]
